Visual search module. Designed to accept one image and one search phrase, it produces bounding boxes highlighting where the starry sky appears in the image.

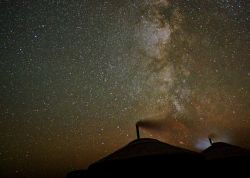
[0,0,249,177]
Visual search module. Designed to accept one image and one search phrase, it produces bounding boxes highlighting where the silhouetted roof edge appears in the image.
[93,138,200,164]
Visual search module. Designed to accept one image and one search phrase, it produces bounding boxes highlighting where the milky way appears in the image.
[0,0,249,177]
[136,0,249,150]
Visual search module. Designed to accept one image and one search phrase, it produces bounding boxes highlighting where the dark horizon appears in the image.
[67,138,250,177]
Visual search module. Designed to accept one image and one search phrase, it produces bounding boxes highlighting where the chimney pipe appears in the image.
[208,137,213,145]
[136,123,140,139]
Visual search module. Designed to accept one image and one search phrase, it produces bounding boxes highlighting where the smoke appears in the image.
[135,112,198,149]
[137,118,168,131]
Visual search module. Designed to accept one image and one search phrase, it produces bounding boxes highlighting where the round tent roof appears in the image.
[95,138,200,163]
[202,142,250,160]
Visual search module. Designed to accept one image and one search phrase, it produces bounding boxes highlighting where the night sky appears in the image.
[0,0,249,177]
